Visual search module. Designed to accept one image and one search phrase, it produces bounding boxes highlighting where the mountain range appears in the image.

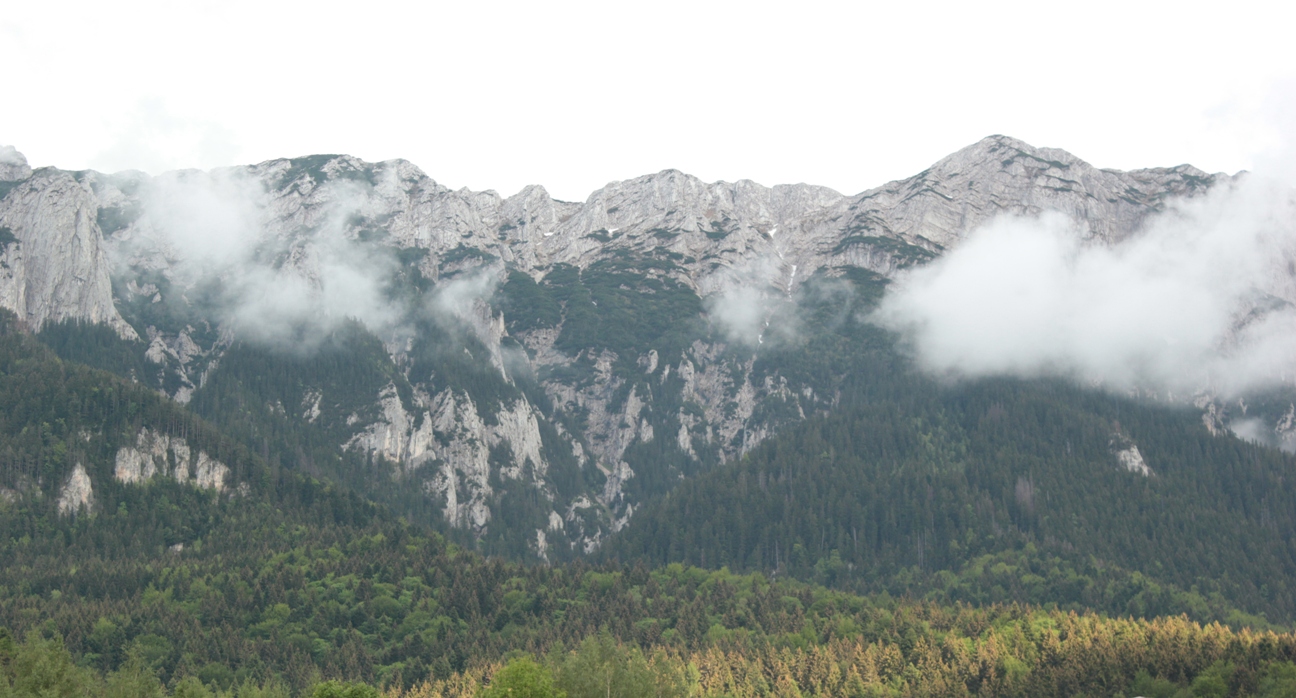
[9,134,1296,694]
[7,134,1276,560]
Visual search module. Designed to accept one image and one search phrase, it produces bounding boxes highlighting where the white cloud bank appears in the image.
[872,174,1296,400]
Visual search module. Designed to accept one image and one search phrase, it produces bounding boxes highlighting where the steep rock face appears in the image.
[346,382,556,534]
[344,384,438,469]
[114,428,229,491]
[57,463,94,516]
[0,166,135,338]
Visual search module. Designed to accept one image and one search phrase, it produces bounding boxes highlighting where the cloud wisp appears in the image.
[871,174,1296,400]
[124,168,406,351]
[705,256,802,348]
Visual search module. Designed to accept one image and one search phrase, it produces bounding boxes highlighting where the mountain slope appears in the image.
[3,135,1275,559]
[603,343,1296,626]
[5,303,1296,697]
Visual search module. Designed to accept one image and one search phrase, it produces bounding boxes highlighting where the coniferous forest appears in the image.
[7,241,1296,698]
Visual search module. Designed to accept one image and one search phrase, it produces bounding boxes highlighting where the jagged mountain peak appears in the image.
[840,134,1224,249]
[0,135,1228,349]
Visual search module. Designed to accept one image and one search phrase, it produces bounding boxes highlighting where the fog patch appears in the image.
[1230,418,1277,448]
[122,169,404,351]
[430,268,500,322]
[798,274,859,333]
[0,144,27,166]
[872,174,1296,399]
[705,257,800,347]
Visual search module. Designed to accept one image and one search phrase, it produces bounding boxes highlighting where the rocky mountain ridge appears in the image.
[0,135,1222,335]
[0,135,1252,557]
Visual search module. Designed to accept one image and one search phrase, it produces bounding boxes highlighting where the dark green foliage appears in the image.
[402,315,515,420]
[605,367,1296,625]
[536,258,703,371]
[0,225,16,251]
[96,202,143,237]
[0,180,22,202]
[191,319,409,444]
[438,245,497,268]
[748,267,893,392]
[3,490,988,693]
[496,271,561,335]
[831,233,936,265]
[0,312,257,516]
[37,319,158,388]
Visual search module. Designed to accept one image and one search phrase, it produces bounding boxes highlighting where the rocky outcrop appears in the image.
[193,453,230,491]
[142,325,211,403]
[345,384,437,470]
[114,428,229,491]
[1277,405,1296,453]
[57,463,94,516]
[1116,445,1151,476]
[347,383,557,533]
[0,162,136,338]
[1111,432,1152,477]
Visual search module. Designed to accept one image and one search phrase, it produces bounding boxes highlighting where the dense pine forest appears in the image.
[603,374,1296,627]
[10,246,1296,697]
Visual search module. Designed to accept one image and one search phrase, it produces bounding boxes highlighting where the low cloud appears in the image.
[1230,418,1276,447]
[124,169,403,351]
[0,144,26,166]
[431,269,499,322]
[706,256,799,347]
[872,175,1296,399]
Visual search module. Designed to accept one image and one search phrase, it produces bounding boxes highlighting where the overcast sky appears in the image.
[1,0,1291,201]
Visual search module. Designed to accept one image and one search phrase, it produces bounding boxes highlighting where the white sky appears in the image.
[1,0,1292,201]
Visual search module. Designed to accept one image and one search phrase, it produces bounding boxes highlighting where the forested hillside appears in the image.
[8,137,1296,695]
[604,358,1296,626]
[8,134,1265,560]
